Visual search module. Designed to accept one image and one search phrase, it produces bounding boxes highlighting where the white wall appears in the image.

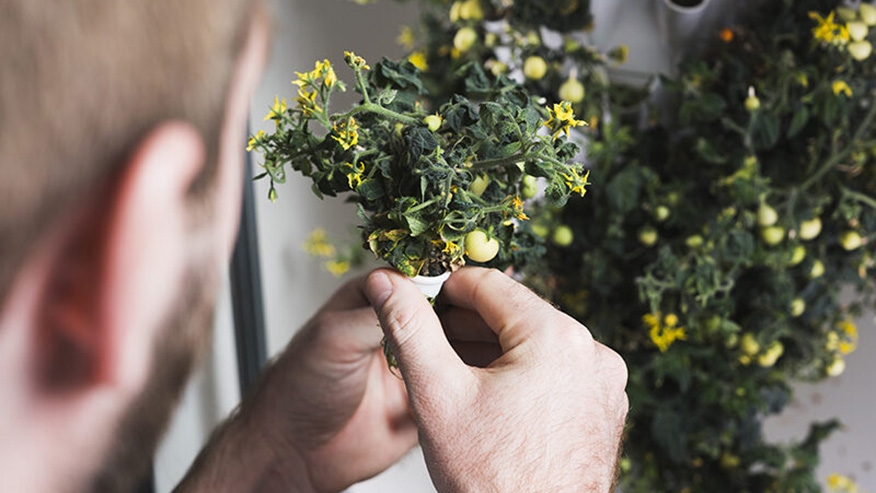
[154,0,876,491]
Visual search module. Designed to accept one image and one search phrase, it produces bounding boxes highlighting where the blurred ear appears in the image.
[33,122,206,397]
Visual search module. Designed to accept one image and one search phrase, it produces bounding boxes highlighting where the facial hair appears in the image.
[87,261,218,493]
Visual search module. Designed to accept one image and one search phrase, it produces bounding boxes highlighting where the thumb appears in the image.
[364,269,469,397]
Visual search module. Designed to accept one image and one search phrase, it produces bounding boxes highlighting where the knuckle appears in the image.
[381,298,421,348]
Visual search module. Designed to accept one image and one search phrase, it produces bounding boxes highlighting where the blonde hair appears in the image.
[0,0,254,303]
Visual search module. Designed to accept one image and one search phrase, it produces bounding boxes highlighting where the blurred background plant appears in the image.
[321,0,876,490]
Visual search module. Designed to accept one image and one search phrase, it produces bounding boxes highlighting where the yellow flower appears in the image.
[325,260,351,277]
[304,229,336,258]
[835,319,859,355]
[397,26,415,50]
[264,96,287,123]
[344,51,370,70]
[561,168,591,197]
[408,50,429,71]
[436,239,462,257]
[832,80,853,97]
[344,161,365,189]
[827,473,859,493]
[644,312,687,352]
[332,117,360,150]
[810,11,850,45]
[295,88,322,117]
[543,101,588,140]
[504,195,530,221]
[608,44,629,64]
[246,130,266,152]
[292,59,336,88]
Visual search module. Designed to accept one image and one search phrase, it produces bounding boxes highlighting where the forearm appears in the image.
[175,395,314,493]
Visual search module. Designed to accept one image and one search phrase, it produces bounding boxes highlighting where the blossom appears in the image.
[264,96,287,124]
[543,101,587,140]
[408,50,429,71]
[809,11,850,45]
[561,167,591,196]
[332,117,360,150]
[295,88,322,117]
[344,51,370,70]
[325,260,351,277]
[292,59,336,89]
[644,312,687,352]
[504,195,529,221]
[832,80,853,97]
[827,473,859,493]
[246,130,266,152]
[304,229,336,257]
[397,26,415,50]
[343,161,365,189]
[720,28,734,43]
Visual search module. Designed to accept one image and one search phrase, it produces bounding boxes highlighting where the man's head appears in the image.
[0,2,268,491]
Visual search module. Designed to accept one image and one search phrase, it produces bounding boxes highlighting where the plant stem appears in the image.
[333,102,420,126]
[799,103,876,192]
[355,68,371,105]
[470,152,530,170]
[844,189,876,210]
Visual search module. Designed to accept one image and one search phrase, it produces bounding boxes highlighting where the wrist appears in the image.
[177,394,315,493]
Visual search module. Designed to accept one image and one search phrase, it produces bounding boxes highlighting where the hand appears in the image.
[242,276,418,491]
[364,267,628,492]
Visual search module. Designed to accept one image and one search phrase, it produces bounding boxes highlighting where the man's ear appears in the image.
[33,122,206,397]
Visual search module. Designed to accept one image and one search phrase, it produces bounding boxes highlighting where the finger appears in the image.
[442,267,585,352]
[449,341,503,368]
[437,306,498,344]
[315,274,370,314]
[315,306,383,355]
[363,269,472,399]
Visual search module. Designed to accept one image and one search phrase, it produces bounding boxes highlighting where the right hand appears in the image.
[363,267,629,492]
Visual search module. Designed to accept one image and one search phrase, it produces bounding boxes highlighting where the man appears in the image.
[0,1,628,492]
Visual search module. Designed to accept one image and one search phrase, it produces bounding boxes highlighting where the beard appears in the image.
[86,261,219,492]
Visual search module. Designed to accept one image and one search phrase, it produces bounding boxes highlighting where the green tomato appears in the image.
[740,333,760,356]
[458,0,483,20]
[760,226,785,246]
[790,298,806,317]
[531,223,549,238]
[453,27,478,53]
[521,175,538,199]
[523,56,547,80]
[685,235,704,249]
[745,94,761,112]
[827,357,846,377]
[757,203,778,227]
[789,245,806,266]
[837,6,859,22]
[423,114,442,132]
[848,21,869,41]
[558,77,585,103]
[840,230,864,251]
[654,205,670,222]
[757,341,784,367]
[809,259,825,279]
[849,40,873,61]
[638,226,658,247]
[799,217,822,240]
[464,230,500,262]
[552,225,574,247]
[861,3,876,26]
[470,174,490,197]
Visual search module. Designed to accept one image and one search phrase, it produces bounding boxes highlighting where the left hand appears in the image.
[247,275,418,491]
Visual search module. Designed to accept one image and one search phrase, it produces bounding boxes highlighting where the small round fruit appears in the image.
[860,3,876,26]
[654,205,671,222]
[809,259,825,279]
[757,341,784,367]
[523,56,548,80]
[757,203,778,227]
[470,174,490,196]
[849,40,873,61]
[453,27,478,53]
[558,77,585,103]
[531,223,549,238]
[552,225,574,247]
[638,226,658,247]
[799,217,822,240]
[423,114,442,132]
[790,298,806,317]
[840,230,864,251]
[464,230,500,262]
[789,245,806,266]
[685,235,704,249]
[521,174,538,199]
[836,6,858,22]
[458,0,483,20]
[827,357,846,377]
[745,94,761,112]
[720,452,741,469]
[848,21,869,41]
[740,333,760,356]
[760,226,785,246]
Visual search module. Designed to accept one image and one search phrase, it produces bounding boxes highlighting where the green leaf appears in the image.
[695,138,728,164]
[787,106,809,138]
[403,210,430,236]
[751,112,780,150]
[606,166,643,214]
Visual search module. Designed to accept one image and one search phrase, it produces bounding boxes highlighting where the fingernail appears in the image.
[364,271,393,310]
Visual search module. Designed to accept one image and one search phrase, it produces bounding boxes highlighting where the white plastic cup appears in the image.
[410,271,451,299]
